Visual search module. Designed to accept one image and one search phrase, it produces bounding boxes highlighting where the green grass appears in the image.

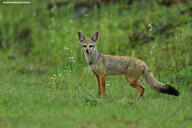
[0,57,191,128]
[0,0,192,127]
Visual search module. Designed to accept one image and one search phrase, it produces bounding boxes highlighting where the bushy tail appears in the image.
[143,65,179,96]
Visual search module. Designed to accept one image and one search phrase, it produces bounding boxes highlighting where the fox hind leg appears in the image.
[124,75,144,98]
[131,81,145,98]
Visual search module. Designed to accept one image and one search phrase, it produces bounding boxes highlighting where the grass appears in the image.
[0,57,191,128]
[0,0,192,127]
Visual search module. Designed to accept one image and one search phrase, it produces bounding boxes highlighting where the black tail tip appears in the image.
[159,84,179,96]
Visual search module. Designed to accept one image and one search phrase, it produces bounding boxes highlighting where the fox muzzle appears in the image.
[86,50,90,53]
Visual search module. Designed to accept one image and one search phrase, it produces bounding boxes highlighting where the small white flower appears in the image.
[69,56,74,60]
[64,47,69,50]
[148,24,153,31]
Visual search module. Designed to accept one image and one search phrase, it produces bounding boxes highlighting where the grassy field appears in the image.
[0,0,192,128]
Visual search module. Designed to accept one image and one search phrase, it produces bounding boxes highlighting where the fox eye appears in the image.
[83,45,86,48]
[89,45,93,48]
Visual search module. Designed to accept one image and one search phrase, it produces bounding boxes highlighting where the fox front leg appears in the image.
[95,75,101,97]
[101,75,106,97]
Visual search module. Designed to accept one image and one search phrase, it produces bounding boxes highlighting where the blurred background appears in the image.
[0,0,191,76]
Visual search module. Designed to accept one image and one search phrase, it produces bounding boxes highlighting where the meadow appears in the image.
[0,0,191,127]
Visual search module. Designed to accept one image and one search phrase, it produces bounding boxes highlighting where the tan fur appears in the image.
[78,32,178,98]
[90,54,150,97]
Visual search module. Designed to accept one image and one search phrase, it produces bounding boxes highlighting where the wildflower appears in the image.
[69,56,74,60]
[64,47,69,50]
[148,24,153,31]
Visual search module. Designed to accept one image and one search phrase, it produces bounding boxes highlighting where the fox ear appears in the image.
[78,32,85,42]
[91,32,99,42]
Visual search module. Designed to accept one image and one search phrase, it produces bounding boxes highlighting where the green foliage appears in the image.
[0,0,191,127]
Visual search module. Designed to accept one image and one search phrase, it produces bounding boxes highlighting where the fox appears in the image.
[77,32,179,98]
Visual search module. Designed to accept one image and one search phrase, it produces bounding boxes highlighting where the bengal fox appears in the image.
[77,32,179,98]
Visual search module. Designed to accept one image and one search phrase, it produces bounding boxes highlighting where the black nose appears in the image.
[86,50,89,53]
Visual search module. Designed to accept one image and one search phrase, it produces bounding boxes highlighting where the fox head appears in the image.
[78,32,99,54]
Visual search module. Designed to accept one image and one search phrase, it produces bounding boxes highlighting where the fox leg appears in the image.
[101,75,106,97]
[95,74,101,97]
[124,75,144,98]
[131,80,145,98]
